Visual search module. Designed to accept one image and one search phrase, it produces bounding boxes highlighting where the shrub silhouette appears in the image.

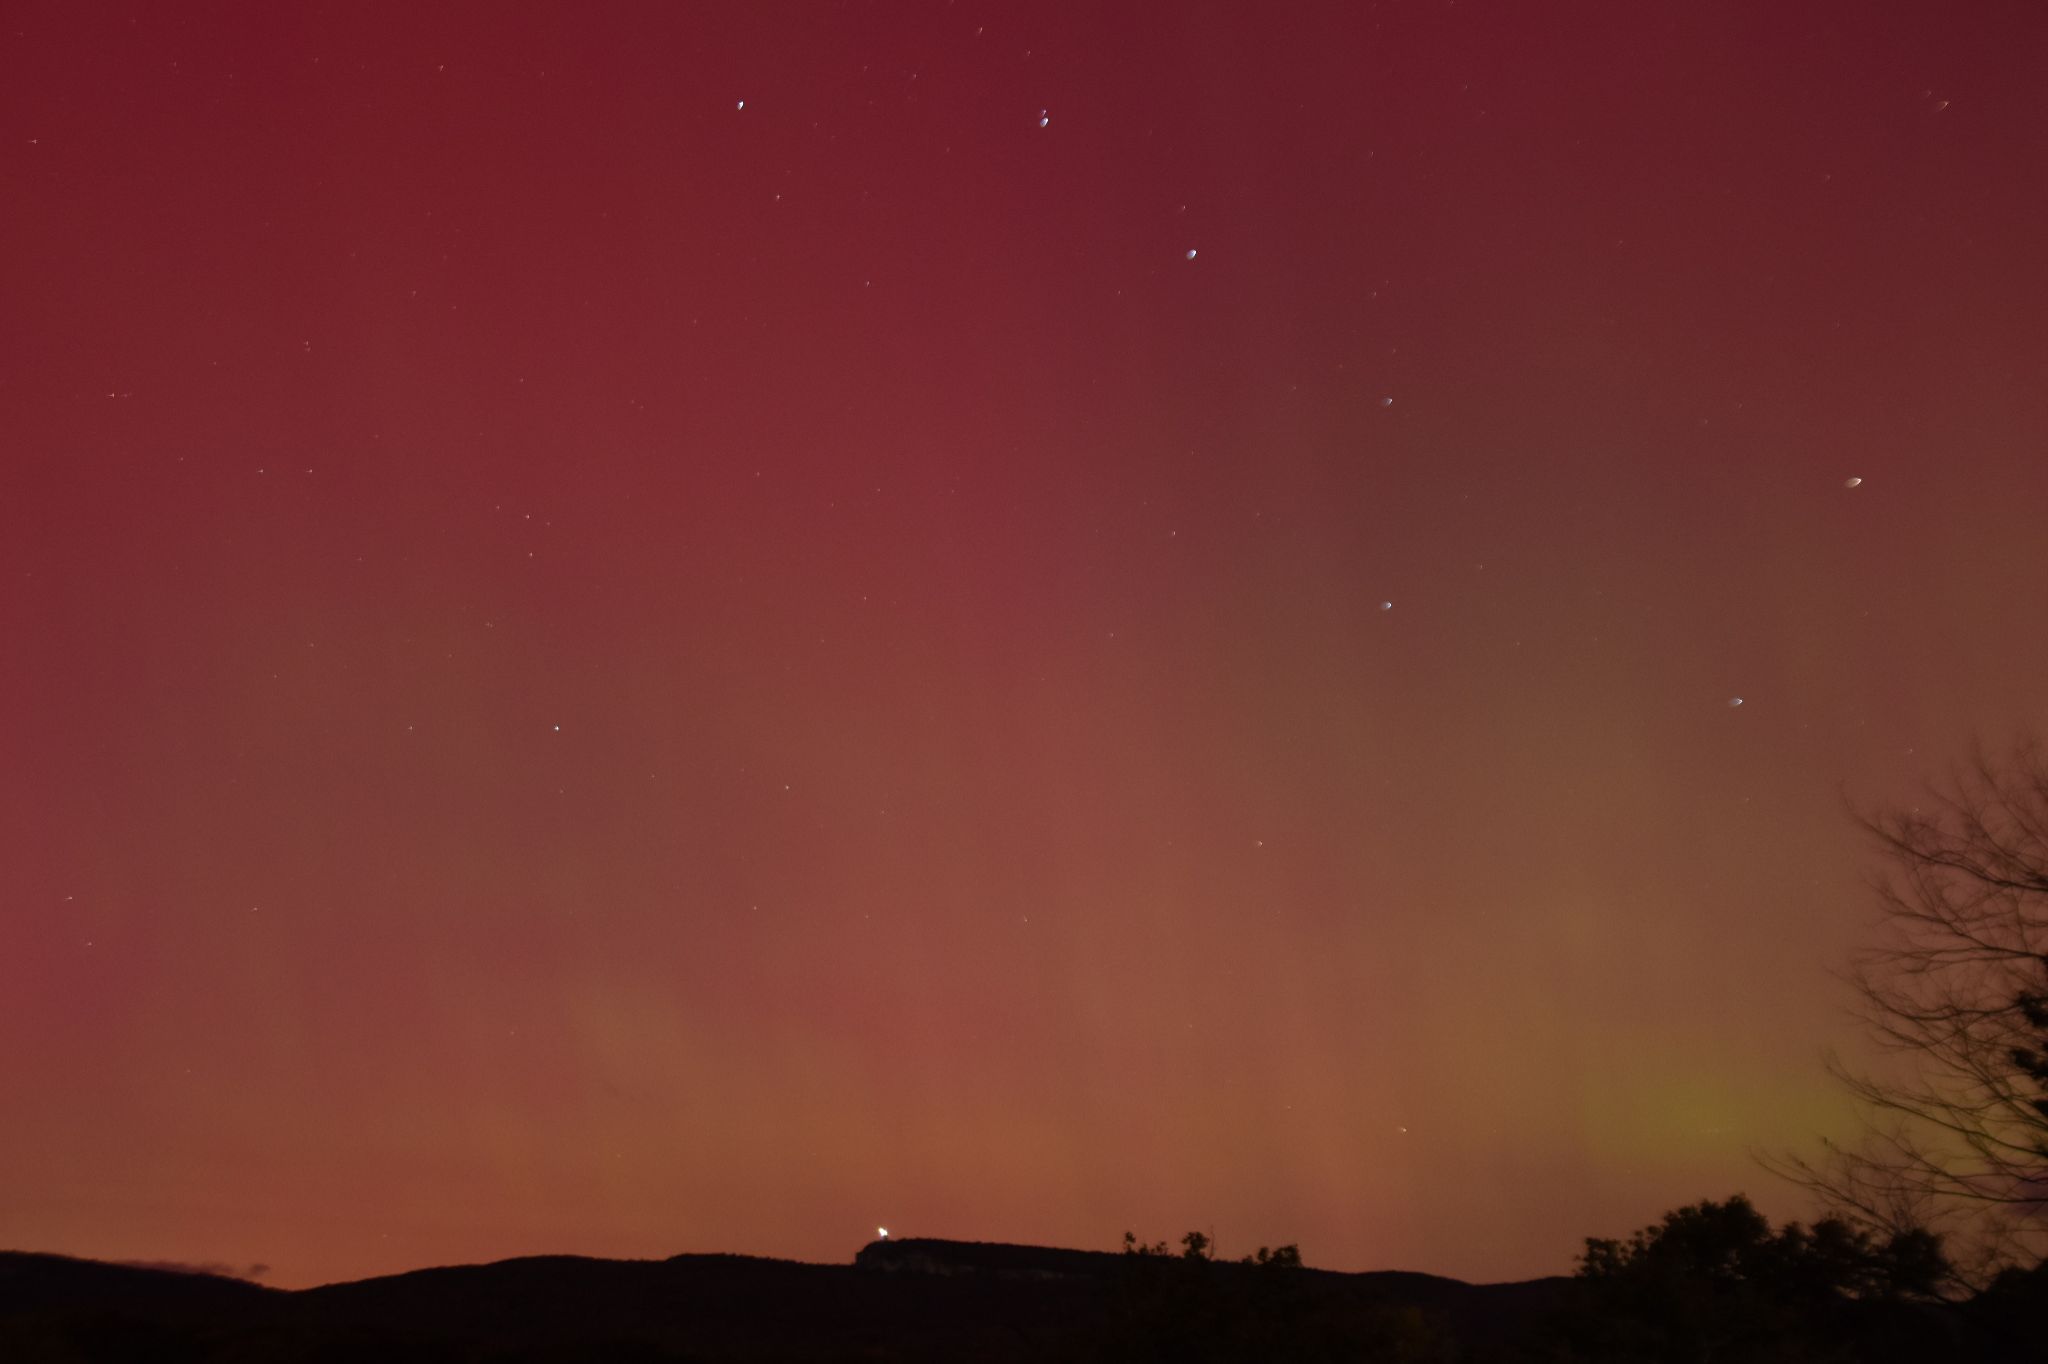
[1104,1231,1448,1363]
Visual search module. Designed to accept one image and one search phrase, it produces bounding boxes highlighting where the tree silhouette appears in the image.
[1555,1195,1955,1362]
[1243,1244,1303,1270]
[1577,1195,1946,1303]
[1765,738,2048,1284]
[1110,1231,1444,1362]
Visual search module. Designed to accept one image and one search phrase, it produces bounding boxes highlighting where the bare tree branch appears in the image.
[1764,737,2048,1289]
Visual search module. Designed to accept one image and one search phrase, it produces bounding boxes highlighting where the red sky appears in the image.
[5,0,2048,1289]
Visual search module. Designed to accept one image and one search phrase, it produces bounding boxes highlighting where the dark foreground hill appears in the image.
[5,1237,2042,1362]
[1,1239,1568,1362]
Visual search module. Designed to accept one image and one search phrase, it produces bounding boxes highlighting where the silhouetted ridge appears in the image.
[0,1251,274,1311]
[19,1237,2029,1362]
[856,1236,1127,1278]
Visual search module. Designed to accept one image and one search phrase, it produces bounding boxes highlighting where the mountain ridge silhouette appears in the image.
[2,1240,1569,1361]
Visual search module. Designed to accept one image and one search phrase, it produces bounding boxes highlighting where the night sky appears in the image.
[7,0,2048,1291]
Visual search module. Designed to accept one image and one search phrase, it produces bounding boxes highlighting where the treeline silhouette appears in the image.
[5,1195,2043,1362]
[1092,1204,2038,1363]
[1546,1194,2038,1363]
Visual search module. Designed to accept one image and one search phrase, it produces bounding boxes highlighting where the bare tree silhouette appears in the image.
[1765,737,2048,1286]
